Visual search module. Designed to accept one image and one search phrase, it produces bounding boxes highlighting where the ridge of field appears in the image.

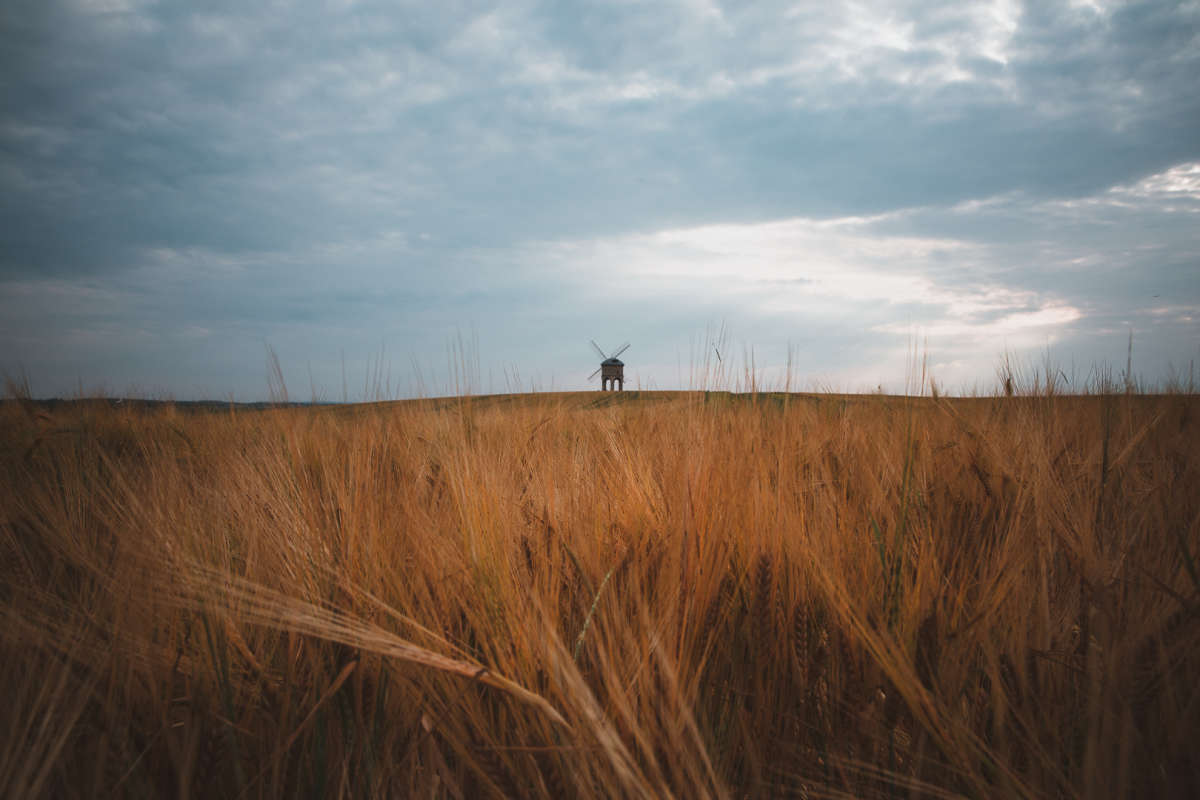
[1,387,1198,797]
[10,387,1170,413]
[6,389,888,406]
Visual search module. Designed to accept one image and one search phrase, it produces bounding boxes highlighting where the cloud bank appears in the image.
[1,0,1197,397]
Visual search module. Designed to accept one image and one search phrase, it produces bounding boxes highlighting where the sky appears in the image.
[1,0,1198,400]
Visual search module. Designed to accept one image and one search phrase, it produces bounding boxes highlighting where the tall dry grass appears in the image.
[1,384,1198,798]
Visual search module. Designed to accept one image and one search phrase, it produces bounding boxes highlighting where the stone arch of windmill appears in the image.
[589,340,629,391]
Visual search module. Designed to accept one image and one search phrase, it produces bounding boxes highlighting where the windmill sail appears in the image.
[589,340,630,389]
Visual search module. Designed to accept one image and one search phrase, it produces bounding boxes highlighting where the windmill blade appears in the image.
[611,342,630,359]
[588,367,601,380]
[590,340,608,360]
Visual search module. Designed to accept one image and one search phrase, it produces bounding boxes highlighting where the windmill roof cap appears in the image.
[602,357,624,366]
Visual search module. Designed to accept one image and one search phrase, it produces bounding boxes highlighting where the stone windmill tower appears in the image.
[589,340,629,391]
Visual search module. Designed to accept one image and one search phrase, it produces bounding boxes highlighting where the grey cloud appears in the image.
[6,1,1197,265]
[2,0,1198,397]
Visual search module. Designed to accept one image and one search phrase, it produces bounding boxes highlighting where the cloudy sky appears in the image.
[2,0,1198,399]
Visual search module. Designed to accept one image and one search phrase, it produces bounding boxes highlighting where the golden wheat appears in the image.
[1,388,1197,798]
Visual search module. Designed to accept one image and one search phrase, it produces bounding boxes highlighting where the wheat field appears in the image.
[1,382,1198,798]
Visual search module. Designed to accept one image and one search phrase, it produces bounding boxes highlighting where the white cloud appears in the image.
[511,210,1085,391]
[1115,162,1200,203]
[433,0,1030,120]
[728,0,1024,101]
[1067,0,1121,15]
[948,162,1200,219]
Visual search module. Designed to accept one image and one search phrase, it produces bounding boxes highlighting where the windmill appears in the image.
[589,340,629,391]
